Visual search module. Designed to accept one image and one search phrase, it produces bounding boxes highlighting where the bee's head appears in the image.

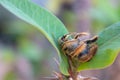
[59,33,76,46]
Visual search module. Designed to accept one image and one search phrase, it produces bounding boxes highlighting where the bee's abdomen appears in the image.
[77,43,98,62]
[78,46,89,58]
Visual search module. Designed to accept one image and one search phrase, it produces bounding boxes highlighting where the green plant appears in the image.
[1,0,120,79]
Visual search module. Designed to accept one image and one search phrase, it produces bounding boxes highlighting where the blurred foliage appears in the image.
[4,71,16,80]
[91,0,120,33]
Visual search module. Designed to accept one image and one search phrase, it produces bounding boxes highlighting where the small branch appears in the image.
[68,56,79,80]
[50,56,99,80]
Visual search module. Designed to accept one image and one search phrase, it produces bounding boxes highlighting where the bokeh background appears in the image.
[0,0,120,80]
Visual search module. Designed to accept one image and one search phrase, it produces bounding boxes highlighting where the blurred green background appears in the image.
[0,0,120,80]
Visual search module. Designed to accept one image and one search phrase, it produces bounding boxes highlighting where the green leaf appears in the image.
[0,0,69,75]
[97,0,119,22]
[78,22,120,71]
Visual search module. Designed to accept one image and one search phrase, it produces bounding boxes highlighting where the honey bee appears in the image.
[59,32,98,63]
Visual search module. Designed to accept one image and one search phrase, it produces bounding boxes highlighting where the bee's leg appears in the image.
[58,34,69,45]
[68,32,77,37]
[71,42,86,58]
[59,32,77,43]
[86,36,98,44]
[63,32,78,41]
[74,32,89,39]
[61,34,71,41]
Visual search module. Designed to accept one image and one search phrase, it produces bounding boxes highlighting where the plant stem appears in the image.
[68,56,79,80]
